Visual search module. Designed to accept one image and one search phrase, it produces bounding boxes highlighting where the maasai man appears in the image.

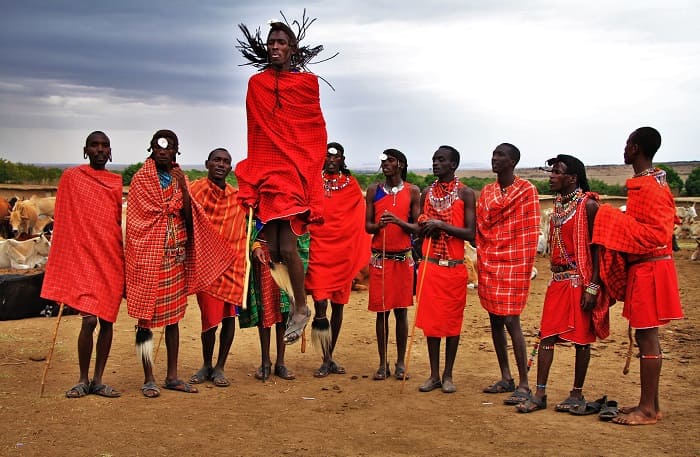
[365,149,420,380]
[415,146,476,393]
[592,127,683,425]
[516,154,611,413]
[188,148,247,388]
[41,131,124,398]
[126,130,234,398]
[239,224,310,381]
[235,18,330,344]
[306,142,371,377]
[477,143,540,404]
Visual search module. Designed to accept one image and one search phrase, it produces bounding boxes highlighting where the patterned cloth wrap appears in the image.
[125,158,235,328]
[476,177,540,316]
[41,165,125,323]
[235,69,327,235]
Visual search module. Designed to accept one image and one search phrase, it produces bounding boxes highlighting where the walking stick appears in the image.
[381,228,387,376]
[241,207,254,310]
[40,302,65,397]
[153,328,165,362]
[527,330,541,372]
[401,237,432,393]
[623,324,633,375]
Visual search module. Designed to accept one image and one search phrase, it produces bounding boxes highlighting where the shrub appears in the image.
[685,166,700,196]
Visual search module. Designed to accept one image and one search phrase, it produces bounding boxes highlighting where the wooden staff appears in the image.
[623,324,633,375]
[381,228,387,376]
[39,302,65,397]
[153,328,165,361]
[401,237,432,393]
[241,207,254,310]
[527,331,541,372]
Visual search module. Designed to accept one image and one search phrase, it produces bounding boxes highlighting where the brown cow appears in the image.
[9,200,39,237]
[0,197,11,238]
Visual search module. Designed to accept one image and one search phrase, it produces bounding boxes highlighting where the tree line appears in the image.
[2,159,699,196]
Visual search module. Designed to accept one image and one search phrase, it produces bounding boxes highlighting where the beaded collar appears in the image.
[382,180,404,206]
[633,167,657,178]
[428,177,460,212]
[322,172,351,197]
[552,187,583,227]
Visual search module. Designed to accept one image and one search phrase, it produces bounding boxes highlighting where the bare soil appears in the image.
[0,247,698,457]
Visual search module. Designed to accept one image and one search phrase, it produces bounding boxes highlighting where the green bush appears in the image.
[685,166,700,196]
[121,162,144,186]
[0,159,62,184]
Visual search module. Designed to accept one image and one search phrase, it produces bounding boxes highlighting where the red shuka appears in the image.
[306,174,370,300]
[235,69,327,235]
[41,165,125,323]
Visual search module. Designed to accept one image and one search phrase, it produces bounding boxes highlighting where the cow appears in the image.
[537,208,553,256]
[0,239,10,268]
[9,200,39,237]
[28,196,56,218]
[464,241,478,288]
[6,235,51,269]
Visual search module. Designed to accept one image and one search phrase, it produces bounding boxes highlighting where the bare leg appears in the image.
[77,315,98,385]
[375,311,390,376]
[488,313,514,384]
[214,317,235,372]
[394,308,408,370]
[277,222,309,322]
[532,336,557,401]
[164,323,179,383]
[330,301,344,358]
[91,318,114,386]
[504,315,530,392]
[443,335,460,382]
[426,337,441,381]
[614,328,661,425]
[274,320,287,366]
[571,344,590,398]
[200,326,216,370]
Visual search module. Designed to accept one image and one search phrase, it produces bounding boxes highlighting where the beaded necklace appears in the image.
[428,177,460,212]
[633,167,656,178]
[382,180,404,206]
[322,172,351,197]
[551,187,583,268]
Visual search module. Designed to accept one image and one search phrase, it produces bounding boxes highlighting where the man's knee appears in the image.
[278,245,299,264]
[82,315,98,331]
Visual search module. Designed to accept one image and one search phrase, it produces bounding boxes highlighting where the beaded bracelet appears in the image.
[585,283,600,296]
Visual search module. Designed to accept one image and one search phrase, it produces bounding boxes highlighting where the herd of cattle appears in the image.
[0,196,55,270]
[1,195,699,275]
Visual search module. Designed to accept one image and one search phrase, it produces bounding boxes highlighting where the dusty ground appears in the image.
[0,244,698,457]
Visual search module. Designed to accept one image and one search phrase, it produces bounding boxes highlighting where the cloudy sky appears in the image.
[1,0,698,170]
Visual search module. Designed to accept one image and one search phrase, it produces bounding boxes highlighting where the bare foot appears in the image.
[612,409,658,425]
[619,405,663,420]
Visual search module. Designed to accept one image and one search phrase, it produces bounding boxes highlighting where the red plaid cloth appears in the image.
[476,178,540,315]
[544,193,610,340]
[305,175,370,297]
[41,165,125,323]
[125,159,235,324]
[190,178,246,305]
[234,69,327,234]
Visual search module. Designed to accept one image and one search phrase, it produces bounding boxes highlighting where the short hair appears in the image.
[383,148,408,181]
[438,145,460,168]
[546,154,590,192]
[85,130,108,146]
[148,129,179,153]
[327,142,351,175]
[268,22,298,48]
[630,127,662,160]
[207,147,230,161]
[499,142,521,165]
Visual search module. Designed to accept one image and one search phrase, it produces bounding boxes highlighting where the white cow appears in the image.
[537,208,553,256]
[0,239,10,268]
[6,235,51,269]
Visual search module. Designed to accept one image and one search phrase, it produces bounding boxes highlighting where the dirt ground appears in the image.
[0,243,698,457]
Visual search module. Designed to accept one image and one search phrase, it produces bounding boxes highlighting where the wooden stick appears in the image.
[39,302,65,397]
[401,238,432,393]
[153,327,165,362]
[623,324,633,375]
[381,228,387,374]
[240,207,254,310]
